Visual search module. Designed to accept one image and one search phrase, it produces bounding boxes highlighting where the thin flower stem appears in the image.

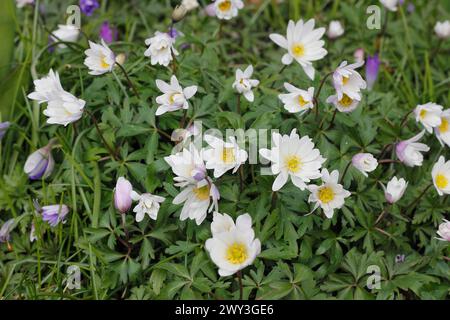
[115,62,141,99]
[339,161,352,184]
[85,110,119,161]
[239,165,244,193]
[237,270,243,300]
[378,159,400,164]
[323,109,337,130]
[236,94,241,115]
[378,143,393,160]
[400,109,413,128]
[269,65,287,89]
[375,227,392,238]
[406,183,433,213]
[121,213,132,257]
[375,203,391,225]
[313,71,333,121]
[180,108,188,128]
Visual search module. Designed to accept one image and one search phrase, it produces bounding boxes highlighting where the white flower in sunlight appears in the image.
[380,0,398,12]
[131,191,165,222]
[269,19,327,80]
[333,61,366,101]
[326,93,360,113]
[327,20,344,39]
[435,109,450,148]
[164,143,206,187]
[203,135,248,178]
[27,69,64,104]
[84,39,115,75]
[214,0,244,20]
[352,153,378,177]
[395,130,430,167]
[155,75,197,116]
[16,0,33,8]
[210,212,252,236]
[182,0,199,11]
[205,213,260,276]
[27,69,85,126]
[436,219,450,242]
[414,102,443,133]
[232,65,259,102]
[307,169,351,219]
[51,24,80,48]
[279,83,314,115]
[382,176,407,204]
[173,179,220,225]
[144,31,178,67]
[434,21,450,39]
[259,129,326,191]
[432,156,450,196]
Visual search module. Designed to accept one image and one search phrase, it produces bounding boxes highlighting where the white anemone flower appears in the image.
[382,176,408,204]
[210,212,252,236]
[278,83,314,114]
[351,153,378,177]
[144,31,178,67]
[380,0,398,12]
[307,169,351,219]
[434,21,450,39]
[326,93,360,113]
[51,24,79,48]
[155,75,197,116]
[436,219,450,242]
[173,178,220,225]
[333,61,367,101]
[395,130,430,167]
[232,65,259,102]
[164,143,206,187]
[84,39,115,75]
[205,213,260,276]
[434,109,450,147]
[432,156,450,196]
[214,0,244,20]
[27,69,64,104]
[203,135,248,178]
[130,191,165,222]
[259,129,326,191]
[327,20,344,39]
[269,19,327,80]
[414,102,443,133]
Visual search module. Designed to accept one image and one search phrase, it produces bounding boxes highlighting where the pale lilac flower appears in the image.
[0,219,15,243]
[114,177,133,213]
[24,141,55,180]
[382,176,407,204]
[436,219,450,241]
[0,122,10,141]
[204,3,216,17]
[354,48,364,63]
[79,0,99,16]
[352,153,378,177]
[100,21,117,44]
[41,205,69,227]
[366,54,380,90]
[395,130,430,167]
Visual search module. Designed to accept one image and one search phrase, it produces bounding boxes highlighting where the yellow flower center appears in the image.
[193,185,210,201]
[318,186,335,204]
[435,174,448,189]
[222,147,236,164]
[169,93,177,104]
[439,118,448,133]
[419,109,427,120]
[218,0,231,11]
[100,55,110,69]
[285,155,301,173]
[226,242,248,264]
[342,76,349,85]
[339,94,353,107]
[291,44,305,57]
[298,95,308,107]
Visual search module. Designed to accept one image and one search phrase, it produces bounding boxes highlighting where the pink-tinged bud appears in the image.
[114,177,133,213]
[352,153,378,177]
[382,176,408,204]
[395,130,430,167]
[24,139,56,180]
[365,54,380,90]
[354,48,364,63]
[436,219,450,242]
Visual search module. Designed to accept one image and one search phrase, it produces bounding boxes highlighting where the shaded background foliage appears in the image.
[0,0,449,299]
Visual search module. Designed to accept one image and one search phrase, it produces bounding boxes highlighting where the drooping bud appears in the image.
[172,4,187,23]
[24,139,56,180]
[114,177,133,213]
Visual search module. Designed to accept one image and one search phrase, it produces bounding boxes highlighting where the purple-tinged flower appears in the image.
[407,3,415,13]
[204,3,216,17]
[395,130,430,167]
[436,219,450,242]
[0,219,15,243]
[168,27,179,39]
[0,121,10,141]
[114,177,133,213]
[41,205,69,227]
[30,223,37,242]
[395,254,405,263]
[353,48,364,63]
[100,21,117,44]
[79,0,99,16]
[23,140,56,180]
[352,153,378,177]
[365,54,380,90]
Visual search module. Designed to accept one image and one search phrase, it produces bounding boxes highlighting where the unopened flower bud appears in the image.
[24,139,56,180]
[114,177,133,213]
[172,4,187,22]
[115,53,126,65]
